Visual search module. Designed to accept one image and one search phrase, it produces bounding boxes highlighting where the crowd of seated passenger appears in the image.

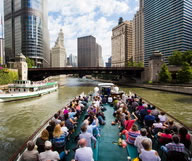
[20,95,106,161]
[112,94,191,161]
[20,95,89,161]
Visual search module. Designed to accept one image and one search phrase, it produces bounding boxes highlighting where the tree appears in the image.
[176,62,192,83]
[168,51,183,66]
[159,64,172,83]
[26,57,35,68]
[182,50,192,65]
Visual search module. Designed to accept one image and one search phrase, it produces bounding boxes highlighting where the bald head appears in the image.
[78,138,87,147]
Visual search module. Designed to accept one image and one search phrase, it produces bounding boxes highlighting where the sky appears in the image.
[0,0,139,62]
[48,0,139,62]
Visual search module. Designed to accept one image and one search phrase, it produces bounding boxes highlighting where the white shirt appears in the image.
[134,136,152,153]
[75,147,94,161]
[108,97,113,103]
[153,122,163,129]
[158,115,167,123]
[61,126,69,136]
[139,149,161,161]
[39,150,60,161]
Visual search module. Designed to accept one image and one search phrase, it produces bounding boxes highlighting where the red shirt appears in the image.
[124,120,135,131]
[159,133,172,143]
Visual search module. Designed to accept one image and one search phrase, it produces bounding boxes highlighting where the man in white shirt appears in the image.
[39,141,60,161]
[74,138,94,161]
[79,125,96,147]
[134,128,152,153]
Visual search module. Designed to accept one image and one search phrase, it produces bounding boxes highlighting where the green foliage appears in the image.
[159,64,172,83]
[148,80,153,84]
[126,61,144,67]
[168,50,192,66]
[26,57,35,68]
[0,69,18,85]
[182,51,192,65]
[176,62,192,83]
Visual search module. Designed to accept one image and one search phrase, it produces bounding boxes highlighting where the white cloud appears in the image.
[48,0,137,63]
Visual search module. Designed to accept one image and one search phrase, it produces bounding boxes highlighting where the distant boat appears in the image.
[0,80,58,102]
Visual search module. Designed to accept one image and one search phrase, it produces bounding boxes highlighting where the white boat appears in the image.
[0,80,58,102]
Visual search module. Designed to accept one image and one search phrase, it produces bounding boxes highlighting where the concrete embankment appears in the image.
[125,84,192,95]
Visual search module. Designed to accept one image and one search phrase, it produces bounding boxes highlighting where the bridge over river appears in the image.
[28,67,144,80]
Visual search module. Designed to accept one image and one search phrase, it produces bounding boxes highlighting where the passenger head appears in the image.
[53,124,62,138]
[78,138,87,148]
[155,117,160,123]
[27,140,35,151]
[140,128,147,136]
[168,120,174,126]
[132,124,138,131]
[179,127,188,137]
[172,126,178,134]
[160,111,165,115]
[60,121,65,127]
[41,129,49,140]
[81,124,87,132]
[164,128,170,134]
[44,141,52,150]
[49,120,55,127]
[141,139,152,150]
[54,113,59,119]
[172,135,180,144]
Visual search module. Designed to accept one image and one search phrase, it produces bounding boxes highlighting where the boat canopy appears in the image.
[98,83,114,88]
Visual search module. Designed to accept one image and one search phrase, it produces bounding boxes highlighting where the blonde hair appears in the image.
[53,124,62,138]
[41,129,49,140]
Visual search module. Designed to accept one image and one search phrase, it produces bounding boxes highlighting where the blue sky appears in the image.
[0,0,139,62]
[48,0,139,62]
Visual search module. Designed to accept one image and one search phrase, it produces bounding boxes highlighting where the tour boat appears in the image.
[0,80,58,102]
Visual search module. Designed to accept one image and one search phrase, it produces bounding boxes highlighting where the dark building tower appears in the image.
[4,0,50,67]
[78,35,101,67]
[144,0,192,66]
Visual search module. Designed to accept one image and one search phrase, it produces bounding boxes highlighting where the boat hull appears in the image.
[0,86,58,102]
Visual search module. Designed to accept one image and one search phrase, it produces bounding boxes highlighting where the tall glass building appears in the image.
[4,0,50,67]
[144,0,192,66]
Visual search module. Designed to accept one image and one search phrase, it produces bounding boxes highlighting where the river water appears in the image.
[0,78,192,161]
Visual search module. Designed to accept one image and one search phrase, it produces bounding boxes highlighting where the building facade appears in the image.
[78,35,101,67]
[0,0,4,65]
[4,0,50,67]
[96,44,103,67]
[51,29,66,67]
[105,56,112,67]
[67,54,77,67]
[133,0,144,64]
[111,20,133,67]
[144,0,192,66]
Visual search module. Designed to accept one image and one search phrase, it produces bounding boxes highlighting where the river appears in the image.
[0,77,191,161]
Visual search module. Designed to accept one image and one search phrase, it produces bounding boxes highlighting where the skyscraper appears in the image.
[51,29,67,67]
[78,35,101,67]
[0,0,4,65]
[133,0,144,64]
[111,20,133,67]
[4,0,50,67]
[144,0,192,66]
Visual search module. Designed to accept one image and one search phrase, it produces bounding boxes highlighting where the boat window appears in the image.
[19,89,20,92]
[24,89,26,92]
[14,89,16,91]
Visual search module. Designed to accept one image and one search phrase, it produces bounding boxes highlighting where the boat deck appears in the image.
[98,104,128,161]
